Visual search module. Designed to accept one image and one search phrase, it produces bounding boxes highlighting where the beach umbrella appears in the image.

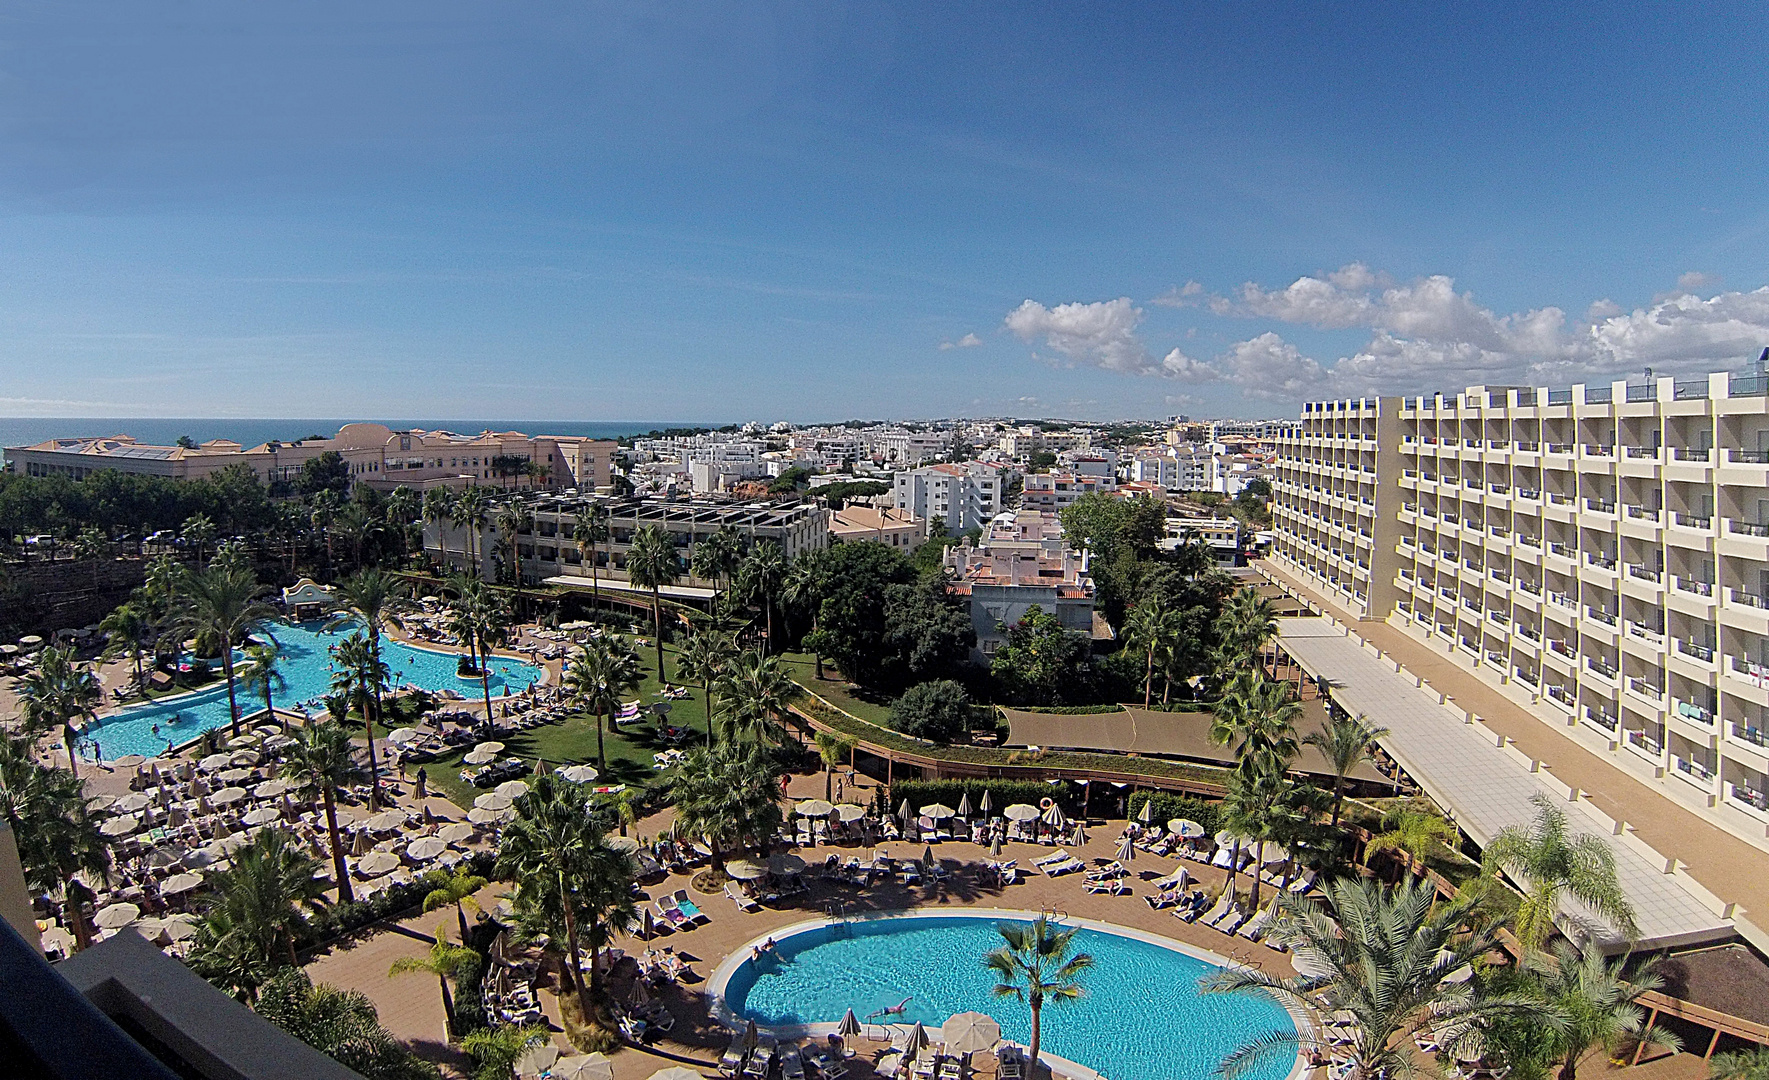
[357,851,400,876]
[1115,833,1137,864]
[980,789,993,813]
[839,1008,863,1039]
[726,859,767,880]
[494,780,529,799]
[161,914,198,942]
[230,750,260,766]
[474,793,513,812]
[387,727,420,746]
[145,846,182,868]
[100,815,141,837]
[607,836,641,854]
[1002,804,1038,822]
[242,806,281,827]
[407,837,448,861]
[253,779,291,799]
[834,803,866,822]
[920,804,955,820]
[1041,804,1066,828]
[368,810,408,831]
[438,822,476,844]
[1170,818,1206,839]
[897,798,912,823]
[211,786,247,807]
[956,792,972,817]
[95,902,140,930]
[905,1021,930,1061]
[218,767,252,784]
[1073,822,1088,846]
[352,830,374,855]
[921,844,935,868]
[768,853,807,876]
[115,792,153,814]
[990,834,1003,858]
[199,753,232,772]
[644,1068,702,1080]
[795,799,834,818]
[462,749,497,766]
[556,1053,614,1080]
[514,1044,560,1079]
[474,740,505,754]
[467,807,502,825]
[113,754,146,768]
[1136,799,1153,824]
[1260,844,1291,865]
[226,734,259,749]
[744,1019,759,1050]
[559,764,599,783]
[162,871,204,895]
[87,795,118,813]
[941,1012,1001,1055]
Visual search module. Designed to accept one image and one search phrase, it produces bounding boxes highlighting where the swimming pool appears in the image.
[713,911,1299,1080]
[79,620,545,760]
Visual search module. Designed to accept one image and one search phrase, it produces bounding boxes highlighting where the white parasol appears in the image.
[387,727,421,745]
[357,850,400,876]
[768,853,807,876]
[115,792,153,814]
[834,803,866,822]
[438,822,476,844]
[241,806,282,827]
[559,764,600,783]
[494,780,529,799]
[473,793,513,812]
[1002,803,1039,822]
[95,902,141,929]
[161,871,204,895]
[199,753,233,772]
[462,749,497,766]
[725,859,767,880]
[794,799,834,817]
[210,786,247,806]
[100,815,141,837]
[367,810,408,831]
[253,779,291,799]
[941,1012,1002,1054]
[919,804,956,820]
[407,837,448,861]
[1170,818,1206,839]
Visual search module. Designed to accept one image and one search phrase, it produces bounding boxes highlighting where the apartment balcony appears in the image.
[1727,519,1769,538]
[1518,579,1543,596]
[1548,541,1575,559]
[1489,567,1510,583]
[1728,655,1769,692]
[1623,445,1659,461]
[1517,533,1543,549]
[1487,609,1510,626]
[1585,498,1618,516]
[1547,442,1576,455]
[1515,666,1540,686]
[1727,448,1769,465]
[1674,638,1717,664]
[1547,684,1576,708]
[1624,505,1661,523]
[1548,591,1578,612]
[1731,724,1769,751]
[1625,728,1664,757]
[1671,698,1714,726]
[1517,440,1541,452]
[1625,622,1664,647]
[1672,447,1713,463]
[1517,624,1542,642]
[1585,656,1620,683]
[1585,552,1619,572]
[1584,444,1615,458]
[1673,756,1716,788]
[1517,487,1543,500]
[1585,706,1620,733]
[1625,676,1663,702]
[1727,587,1767,610]
[1673,576,1716,598]
[1586,606,1619,628]
[1728,783,1769,816]
[1547,638,1577,660]
[1625,564,1662,584]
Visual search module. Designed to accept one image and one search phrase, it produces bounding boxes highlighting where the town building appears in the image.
[1271,369,1769,847]
[943,510,1098,664]
[892,462,1003,535]
[828,504,924,549]
[1020,471,1117,512]
[1163,516,1244,563]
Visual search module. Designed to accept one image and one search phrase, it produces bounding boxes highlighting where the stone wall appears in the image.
[1,558,146,638]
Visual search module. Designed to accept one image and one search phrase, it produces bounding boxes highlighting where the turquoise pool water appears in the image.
[79,620,544,760]
[720,914,1296,1080]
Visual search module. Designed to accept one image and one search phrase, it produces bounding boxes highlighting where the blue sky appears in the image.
[4,2,1769,421]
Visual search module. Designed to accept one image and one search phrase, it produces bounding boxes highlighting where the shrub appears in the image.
[889,680,972,743]
[1127,791,1221,837]
[885,779,1084,816]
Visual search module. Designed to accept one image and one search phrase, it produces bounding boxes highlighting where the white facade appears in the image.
[893,463,1002,535]
[1019,471,1117,512]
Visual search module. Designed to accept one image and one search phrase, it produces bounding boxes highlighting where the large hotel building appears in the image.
[1272,368,1769,842]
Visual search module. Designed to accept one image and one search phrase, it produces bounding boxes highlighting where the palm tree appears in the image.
[237,641,285,729]
[279,720,363,905]
[1209,669,1301,778]
[308,490,340,568]
[1366,804,1459,879]
[384,486,419,559]
[1125,593,1182,709]
[1483,794,1637,951]
[495,500,535,606]
[564,638,643,773]
[0,739,111,950]
[571,504,610,609]
[676,628,737,747]
[1214,586,1280,676]
[814,731,856,801]
[714,648,798,745]
[171,564,275,737]
[460,1024,550,1080]
[1712,1049,1769,1080]
[422,486,455,568]
[333,502,380,570]
[330,632,391,810]
[691,524,745,591]
[1206,877,1550,1080]
[1528,940,1680,1080]
[780,551,828,678]
[625,524,681,681]
[442,575,508,724]
[454,486,492,575]
[193,828,329,972]
[667,743,783,873]
[98,601,151,689]
[388,924,481,1036]
[421,866,490,944]
[1222,758,1291,910]
[16,645,99,776]
[984,915,1094,1074]
[1302,712,1389,827]
[737,542,788,654]
[182,512,217,564]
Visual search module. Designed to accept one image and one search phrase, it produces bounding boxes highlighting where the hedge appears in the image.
[882,779,1086,816]
[1127,791,1222,837]
[296,851,498,952]
[1002,704,1126,715]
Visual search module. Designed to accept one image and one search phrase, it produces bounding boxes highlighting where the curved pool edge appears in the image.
[705,906,1313,1080]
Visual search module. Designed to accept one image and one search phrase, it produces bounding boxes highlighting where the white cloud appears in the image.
[1151,281,1205,308]
[1678,271,1719,292]
[939,332,983,350]
[1588,287,1769,369]
[1004,297,1155,374]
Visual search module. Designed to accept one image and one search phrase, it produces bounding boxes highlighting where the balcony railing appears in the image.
[1626,676,1662,700]
[1586,607,1618,626]
[1731,725,1769,750]
[1548,442,1575,454]
[1626,622,1663,645]
[1490,483,1510,494]
[1730,783,1769,813]
[1586,657,1618,679]
[1518,487,1542,499]
[1548,685,1575,706]
[1586,444,1615,457]
[1518,625,1542,641]
[1625,505,1660,522]
[1548,639,1576,659]
[1675,756,1715,782]
[1519,579,1543,595]
[1518,534,1543,548]
[1586,553,1618,570]
[1673,447,1712,462]
[1586,499,1618,514]
[1549,592,1576,610]
[1517,441,1541,451]
[1731,656,1769,685]
[1585,707,1619,732]
[1490,568,1510,582]
[1626,564,1661,583]
[1626,729,1663,755]
[1515,667,1539,686]
[1675,639,1716,662]
[1625,445,1658,459]
[1549,542,1574,557]
[1673,576,1715,597]
[1728,588,1767,609]
[1728,519,1769,538]
[1728,448,1769,464]
[1674,698,1714,724]
[1674,512,1712,529]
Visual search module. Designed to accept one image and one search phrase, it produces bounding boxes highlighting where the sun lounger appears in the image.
[781,1045,807,1080]
[1084,861,1125,880]
[1216,908,1249,935]
[1145,890,1181,910]
[1212,845,1239,869]
[1084,877,1131,895]
[1238,908,1273,939]
[1190,896,1231,925]
[1031,850,1070,869]
[655,898,691,930]
[1044,856,1085,876]
[1288,868,1318,894]
[672,889,710,924]
[724,882,761,912]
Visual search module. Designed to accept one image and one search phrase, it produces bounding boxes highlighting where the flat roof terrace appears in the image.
[1279,617,1738,952]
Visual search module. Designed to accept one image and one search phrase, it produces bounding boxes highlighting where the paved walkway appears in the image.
[1260,559,1769,946]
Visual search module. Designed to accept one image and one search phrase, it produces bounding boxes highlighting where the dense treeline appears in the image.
[0,464,275,540]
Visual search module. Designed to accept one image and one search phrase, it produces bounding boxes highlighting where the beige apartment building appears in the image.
[1272,370,1769,843]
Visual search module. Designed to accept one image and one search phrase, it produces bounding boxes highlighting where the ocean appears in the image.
[0,417,709,464]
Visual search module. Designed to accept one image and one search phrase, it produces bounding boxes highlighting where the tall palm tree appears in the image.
[495,501,535,608]
[388,925,481,1036]
[1222,758,1290,911]
[1483,794,1637,951]
[1214,586,1280,676]
[421,866,490,944]
[1209,669,1302,778]
[442,575,507,724]
[422,486,455,569]
[453,486,492,576]
[171,564,275,737]
[691,524,745,591]
[307,490,340,568]
[1203,876,1552,1080]
[194,827,329,971]
[714,648,798,745]
[0,738,110,950]
[16,645,99,775]
[1528,940,1680,1080]
[984,915,1094,1074]
[780,551,828,678]
[98,601,151,689]
[737,542,788,654]
[1302,712,1389,827]
[1366,804,1459,880]
[236,641,285,729]
[564,638,643,773]
[460,1024,550,1080]
[327,568,414,733]
[624,524,681,682]
[182,512,217,565]
[384,486,419,559]
[571,504,610,610]
[330,632,390,810]
[667,743,783,873]
[1125,593,1182,709]
[676,628,737,747]
[279,720,364,905]
[814,732,856,801]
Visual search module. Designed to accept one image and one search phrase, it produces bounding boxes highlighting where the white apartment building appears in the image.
[1020,471,1118,513]
[868,429,952,466]
[893,463,1003,535]
[944,510,1096,664]
[1272,370,1769,844]
[998,426,1092,459]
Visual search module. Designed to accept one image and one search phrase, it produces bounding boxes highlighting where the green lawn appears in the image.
[776,652,897,726]
[415,635,718,810]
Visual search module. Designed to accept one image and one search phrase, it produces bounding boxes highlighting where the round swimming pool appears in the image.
[79,620,545,760]
[713,911,1299,1080]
